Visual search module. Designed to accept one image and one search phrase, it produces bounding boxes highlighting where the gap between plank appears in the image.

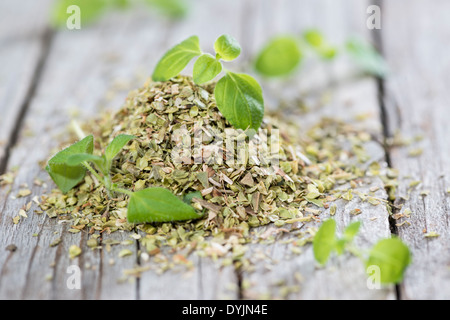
[371,0,402,300]
[0,27,54,175]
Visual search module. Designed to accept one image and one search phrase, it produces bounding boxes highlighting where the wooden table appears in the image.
[0,0,449,300]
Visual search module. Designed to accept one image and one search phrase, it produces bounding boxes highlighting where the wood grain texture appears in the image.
[237,0,394,299]
[4,0,445,300]
[381,0,450,299]
[0,0,53,170]
[137,0,246,299]
[0,6,172,299]
[240,78,394,299]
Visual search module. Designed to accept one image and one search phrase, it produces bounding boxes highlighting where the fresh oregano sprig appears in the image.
[313,219,411,284]
[46,133,201,223]
[254,29,337,78]
[151,34,264,131]
[254,29,388,78]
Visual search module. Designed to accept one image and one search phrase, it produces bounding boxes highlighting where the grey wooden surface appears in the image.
[0,0,448,300]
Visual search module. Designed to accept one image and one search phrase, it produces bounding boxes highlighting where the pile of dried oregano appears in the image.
[34,74,392,276]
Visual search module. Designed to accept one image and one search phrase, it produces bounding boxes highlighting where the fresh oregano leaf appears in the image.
[335,221,361,255]
[193,53,222,84]
[112,0,130,9]
[214,34,241,61]
[127,187,202,223]
[45,135,94,193]
[152,35,202,82]
[105,134,135,164]
[66,153,104,167]
[343,221,361,240]
[254,36,302,77]
[346,37,389,78]
[183,190,202,205]
[145,0,188,18]
[366,237,411,284]
[214,72,264,131]
[313,219,337,265]
[65,152,108,178]
[303,29,337,60]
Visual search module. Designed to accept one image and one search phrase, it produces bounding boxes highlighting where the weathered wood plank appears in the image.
[0,0,52,170]
[0,7,175,299]
[240,79,394,299]
[136,0,247,299]
[237,0,395,299]
[381,0,450,300]
[0,0,402,300]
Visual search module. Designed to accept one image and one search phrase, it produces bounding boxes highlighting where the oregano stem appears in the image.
[82,161,104,186]
[347,245,366,264]
[71,119,86,140]
[112,187,133,196]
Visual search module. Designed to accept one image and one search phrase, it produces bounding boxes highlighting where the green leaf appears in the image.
[145,0,188,18]
[366,237,411,284]
[66,152,107,176]
[45,135,94,193]
[214,72,264,131]
[214,34,241,61]
[66,153,104,166]
[127,187,202,223]
[346,37,389,78]
[183,190,202,205]
[112,0,130,9]
[303,29,325,48]
[254,36,302,77]
[336,221,361,255]
[105,134,135,163]
[303,29,337,60]
[193,53,222,84]
[51,0,107,27]
[313,219,336,265]
[152,36,202,82]
[343,221,361,240]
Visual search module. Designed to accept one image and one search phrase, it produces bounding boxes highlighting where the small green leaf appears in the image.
[112,0,130,9]
[214,72,264,131]
[336,221,361,255]
[183,190,203,205]
[46,135,94,193]
[193,53,222,84]
[152,36,202,82]
[66,153,104,167]
[343,221,361,241]
[145,0,188,18]
[214,34,241,61]
[105,134,135,163]
[366,237,412,284]
[346,37,389,77]
[303,29,337,60]
[254,36,302,77]
[303,29,325,48]
[127,187,202,223]
[313,219,337,265]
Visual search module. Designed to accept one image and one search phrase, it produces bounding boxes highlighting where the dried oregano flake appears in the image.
[36,75,392,276]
